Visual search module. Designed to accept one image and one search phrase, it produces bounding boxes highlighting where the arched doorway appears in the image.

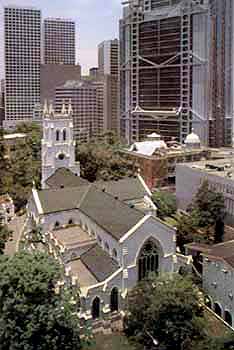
[214,302,222,317]
[110,288,118,312]
[92,297,100,320]
[225,310,232,326]
[138,240,159,281]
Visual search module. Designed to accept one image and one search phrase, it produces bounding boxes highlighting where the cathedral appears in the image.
[27,102,183,326]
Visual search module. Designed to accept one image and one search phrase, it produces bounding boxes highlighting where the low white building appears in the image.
[27,103,182,325]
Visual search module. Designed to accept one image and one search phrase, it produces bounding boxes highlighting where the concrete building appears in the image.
[120,0,210,145]
[89,68,99,79]
[98,39,119,135]
[201,240,234,328]
[123,132,211,189]
[98,39,119,76]
[4,6,41,129]
[55,80,101,142]
[43,18,76,65]
[41,64,81,103]
[208,0,234,147]
[176,157,234,225]
[27,107,185,325]
[0,80,4,128]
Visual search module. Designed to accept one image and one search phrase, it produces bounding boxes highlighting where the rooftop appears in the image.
[67,259,98,287]
[80,244,120,282]
[53,225,93,248]
[46,168,88,189]
[36,184,145,241]
[204,240,234,268]
[182,158,234,180]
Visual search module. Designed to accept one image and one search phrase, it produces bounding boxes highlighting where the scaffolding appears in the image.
[120,0,210,144]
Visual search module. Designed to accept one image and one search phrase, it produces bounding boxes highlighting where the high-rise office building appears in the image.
[43,18,76,65]
[98,39,119,76]
[4,6,41,128]
[120,0,210,145]
[208,0,234,147]
[55,80,102,143]
[98,39,119,134]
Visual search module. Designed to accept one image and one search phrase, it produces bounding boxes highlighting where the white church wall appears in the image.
[121,216,176,289]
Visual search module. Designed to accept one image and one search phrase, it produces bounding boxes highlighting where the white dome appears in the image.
[184,131,200,145]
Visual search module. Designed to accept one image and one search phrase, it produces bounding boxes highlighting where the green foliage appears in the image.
[0,251,83,350]
[124,274,206,350]
[0,223,12,254]
[152,191,177,219]
[0,123,41,211]
[76,137,136,182]
[189,180,226,243]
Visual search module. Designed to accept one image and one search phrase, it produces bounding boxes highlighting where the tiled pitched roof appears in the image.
[37,185,90,214]
[95,176,148,201]
[79,187,145,240]
[205,240,234,268]
[80,244,120,282]
[45,168,89,189]
[37,185,145,240]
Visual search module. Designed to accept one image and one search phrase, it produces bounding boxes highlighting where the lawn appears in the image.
[88,333,139,350]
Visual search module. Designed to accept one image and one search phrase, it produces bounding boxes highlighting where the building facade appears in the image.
[55,80,109,142]
[120,0,210,145]
[27,108,183,324]
[202,241,234,328]
[41,64,81,103]
[41,101,80,189]
[176,159,234,225]
[4,6,41,129]
[208,0,234,147]
[43,18,76,65]
[98,39,119,134]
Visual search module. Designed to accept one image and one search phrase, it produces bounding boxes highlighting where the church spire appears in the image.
[61,100,67,115]
[43,100,49,117]
[68,99,73,116]
[48,101,54,117]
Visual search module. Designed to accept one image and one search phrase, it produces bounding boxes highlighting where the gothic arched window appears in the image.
[138,240,159,281]
[63,129,66,141]
[56,130,60,141]
[92,297,100,320]
[110,288,119,313]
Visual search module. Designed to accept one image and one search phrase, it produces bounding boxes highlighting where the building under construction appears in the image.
[120,0,233,147]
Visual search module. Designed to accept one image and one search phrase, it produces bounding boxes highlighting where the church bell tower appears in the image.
[41,100,80,189]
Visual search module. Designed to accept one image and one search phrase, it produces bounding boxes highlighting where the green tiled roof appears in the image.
[80,244,119,282]
[95,176,149,201]
[37,184,145,240]
[46,168,89,189]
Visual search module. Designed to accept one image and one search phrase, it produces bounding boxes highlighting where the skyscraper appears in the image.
[208,0,234,147]
[4,6,41,128]
[120,0,210,145]
[98,39,119,134]
[43,18,76,65]
[98,39,119,76]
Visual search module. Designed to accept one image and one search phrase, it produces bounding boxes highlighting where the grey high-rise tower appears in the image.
[43,18,76,65]
[4,6,41,129]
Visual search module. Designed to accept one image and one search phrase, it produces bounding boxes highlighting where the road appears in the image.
[4,215,26,256]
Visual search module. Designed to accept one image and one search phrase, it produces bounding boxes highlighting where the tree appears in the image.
[76,139,136,182]
[189,180,226,243]
[152,191,177,219]
[0,223,12,254]
[0,252,83,350]
[124,274,206,350]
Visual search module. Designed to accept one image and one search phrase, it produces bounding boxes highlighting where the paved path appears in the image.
[4,215,26,256]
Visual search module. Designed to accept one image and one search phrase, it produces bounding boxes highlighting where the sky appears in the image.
[0,0,122,78]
